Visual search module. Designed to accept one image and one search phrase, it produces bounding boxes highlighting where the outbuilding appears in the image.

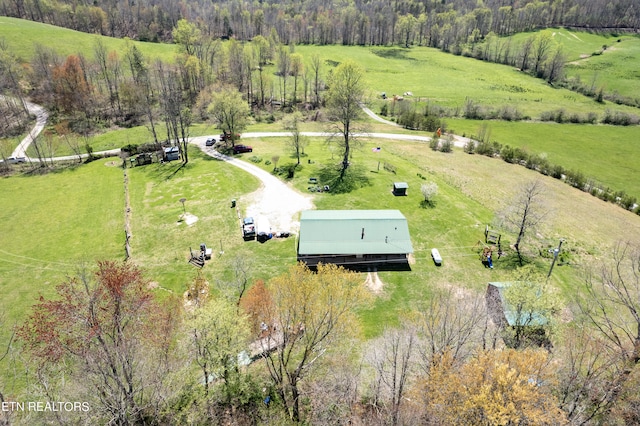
[392,182,408,196]
[164,146,180,161]
[297,210,414,268]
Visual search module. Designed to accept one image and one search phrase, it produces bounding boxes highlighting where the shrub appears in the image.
[463,139,476,154]
[439,139,453,153]
[429,136,439,151]
[551,164,564,179]
[420,182,438,207]
[501,145,515,163]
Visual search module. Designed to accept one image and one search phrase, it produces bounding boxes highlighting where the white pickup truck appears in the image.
[242,217,256,239]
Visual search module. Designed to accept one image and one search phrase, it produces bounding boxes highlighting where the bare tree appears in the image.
[576,242,640,418]
[217,254,251,308]
[416,288,492,372]
[532,33,555,77]
[367,326,415,426]
[497,179,548,265]
[283,111,308,165]
[325,60,366,179]
[277,46,290,107]
[519,35,536,72]
[309,53,323,108]
[156,61,191,163]
[555,326,622,425]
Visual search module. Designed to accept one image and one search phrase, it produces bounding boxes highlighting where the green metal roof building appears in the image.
[297,210,414,268]
[486,282,548,327]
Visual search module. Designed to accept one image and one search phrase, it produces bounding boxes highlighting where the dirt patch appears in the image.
[178,213,199,226]
[364,271,385,294]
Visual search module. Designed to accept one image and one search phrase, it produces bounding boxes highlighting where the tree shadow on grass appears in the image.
[145,160,189,181]
[318,163,370,194]
[420,199,437,209]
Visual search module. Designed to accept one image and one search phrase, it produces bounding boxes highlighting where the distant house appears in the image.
[164,146,180,161]
[393,182,408,196]
[297,210,414,268]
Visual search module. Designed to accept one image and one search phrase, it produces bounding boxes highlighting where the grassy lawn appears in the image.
[0,159,124,393]
[228,134,640,336]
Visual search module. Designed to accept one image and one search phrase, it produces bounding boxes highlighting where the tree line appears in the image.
[1,0,639,48]
[4,243,640,425]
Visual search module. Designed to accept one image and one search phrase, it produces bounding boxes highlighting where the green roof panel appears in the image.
[298,210,414,255]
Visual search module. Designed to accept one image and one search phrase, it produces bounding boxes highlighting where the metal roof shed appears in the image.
[393,182,408,196]
[486,282,548,327]
[297,210,414,267]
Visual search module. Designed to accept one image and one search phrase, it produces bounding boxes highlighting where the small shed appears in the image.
[164,146,180,161]
[486,282,548,329]
[392,182,408,196]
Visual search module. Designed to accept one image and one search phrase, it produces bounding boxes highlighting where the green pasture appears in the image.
[506,28,633,62]
[0,16,175,62]
[448,118,640,199]
[505,28,640,101]
[294,43,640,120]
[564,37,640,98]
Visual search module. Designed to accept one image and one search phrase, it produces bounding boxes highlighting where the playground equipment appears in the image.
[474,225,504,268]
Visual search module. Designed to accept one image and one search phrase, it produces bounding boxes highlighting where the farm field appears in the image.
[2,18,636,200]
[0,16,173,62]
[2,17,640,405]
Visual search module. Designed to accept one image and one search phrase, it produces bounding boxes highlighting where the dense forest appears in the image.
[1,0,639,47]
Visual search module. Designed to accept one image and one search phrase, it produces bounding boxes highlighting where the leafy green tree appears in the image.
[187,297,250,401]
[325,60,366,179]
[207,85,250,146]
[172,19,202,56]
[502,265,561,348]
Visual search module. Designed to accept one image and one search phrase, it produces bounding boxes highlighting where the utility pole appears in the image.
[547,238,565,279]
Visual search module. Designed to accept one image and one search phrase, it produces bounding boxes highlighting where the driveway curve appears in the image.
[12,99,470,233]
[10,99,49,159]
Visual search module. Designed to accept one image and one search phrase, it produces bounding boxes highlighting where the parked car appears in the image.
[242,217,256,239]
[220,132,240,143]
[205,138,215,146]
[3,157,26,164]
[233,144,253,154]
